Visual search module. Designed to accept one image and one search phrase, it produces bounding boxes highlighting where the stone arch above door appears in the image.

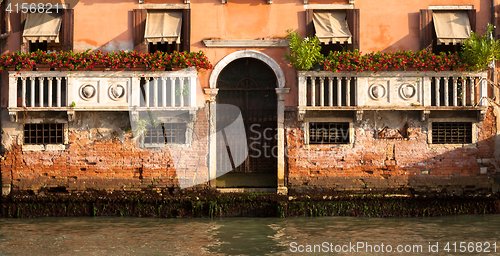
[209,50,286,89]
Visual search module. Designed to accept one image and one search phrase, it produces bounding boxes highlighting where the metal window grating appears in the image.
[144,123,187,144]
[24,123,64,144]
[309,122,350,144]
[432,122,472,144]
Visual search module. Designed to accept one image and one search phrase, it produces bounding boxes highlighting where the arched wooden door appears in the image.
[216,58,277,188]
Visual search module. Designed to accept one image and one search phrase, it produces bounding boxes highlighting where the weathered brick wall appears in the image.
[285,107,498,193]
[1,108,210,192]
[2,105,498,194]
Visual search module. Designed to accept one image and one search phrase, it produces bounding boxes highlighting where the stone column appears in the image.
[204,88,219,188]
[276,88,290,195]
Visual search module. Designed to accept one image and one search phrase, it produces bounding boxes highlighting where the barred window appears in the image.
[432,122,472,144]
[24,123,64,144]
[309,122,350,144]
[144,123,187,144]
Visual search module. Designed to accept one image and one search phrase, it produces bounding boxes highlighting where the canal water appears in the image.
[0,215,499,255]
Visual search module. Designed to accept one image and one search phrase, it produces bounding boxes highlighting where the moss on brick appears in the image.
[1,189,499,218]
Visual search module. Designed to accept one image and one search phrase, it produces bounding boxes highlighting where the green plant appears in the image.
[175,83,189,96]
[461,24,500,71]
[132,114,161,137]
[70,101,76,108]
[284,29,322,70]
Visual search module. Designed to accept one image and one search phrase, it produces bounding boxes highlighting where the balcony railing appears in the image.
[7,70,198,121]
[297,71,489,120]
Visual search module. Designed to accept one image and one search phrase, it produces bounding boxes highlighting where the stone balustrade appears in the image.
[7,70,198,122]
[297,70,489,121]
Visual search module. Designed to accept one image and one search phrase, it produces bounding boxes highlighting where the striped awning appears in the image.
[23,13,62,43]
[313,11,352,44]
[144,11,182,44]
[433,11,471,45]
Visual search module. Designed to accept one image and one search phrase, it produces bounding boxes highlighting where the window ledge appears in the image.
[22,144,66,151]
[303,143,353,149]
[304,0,354,5]
[139,3,190,9]
[305,4,354,9]
[429,5,473,10]
[143,143,190,149]
[203,39,288,48]
[428,143,477,149]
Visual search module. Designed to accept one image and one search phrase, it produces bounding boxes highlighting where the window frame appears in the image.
[20,122,69,151]
[141,116,193,149]
[303,117,354,147]
[20,7,73,53]
[419,6,476,53]
[428,118,477,148]
[133,5,190,54]
[306,5,359,52]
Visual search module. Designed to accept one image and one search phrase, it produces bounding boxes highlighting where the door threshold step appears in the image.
[216,188,277,193]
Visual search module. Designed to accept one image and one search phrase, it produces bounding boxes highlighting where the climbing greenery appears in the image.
[284,29,323,71]
[461,24,500,71]
[132,114,161,138]
[285,26,500,72]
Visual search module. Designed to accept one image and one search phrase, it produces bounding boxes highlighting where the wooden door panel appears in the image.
[216,58,277,174]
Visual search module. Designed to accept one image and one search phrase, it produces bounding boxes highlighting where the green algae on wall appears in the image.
[1,190,500,218]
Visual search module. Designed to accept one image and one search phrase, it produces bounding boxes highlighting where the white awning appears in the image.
[145,11,182,44]
[23,13,62,43]
[313,11,352,44]
[433,11,471,45]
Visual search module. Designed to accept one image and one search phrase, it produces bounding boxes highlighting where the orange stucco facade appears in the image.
[1,0,499,194]
[4,0,495,106]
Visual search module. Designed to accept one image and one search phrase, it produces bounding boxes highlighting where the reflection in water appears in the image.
[205,218,286,255]
[0,215,499,255]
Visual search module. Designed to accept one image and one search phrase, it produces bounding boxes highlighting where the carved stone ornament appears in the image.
[369,84,386,100]
[356,110,363,122]
[399,83,416,100]
[421,110,430,122]
[80,84,96,100]
[109,84,125,100]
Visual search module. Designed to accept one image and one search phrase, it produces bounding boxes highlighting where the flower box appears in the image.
[320,50,472,73]
[403,67,418,71]
[35,64,51,71]
[386,67,402,71]
[74,67,92,71]
[0,50,213,73]
[129,67,145,71]
[92,65,105,71]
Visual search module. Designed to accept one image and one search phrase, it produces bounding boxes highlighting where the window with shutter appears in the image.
[133,9,190,54]
[306,8,359,55]
[20,9,73,53]
[420,7,476,54]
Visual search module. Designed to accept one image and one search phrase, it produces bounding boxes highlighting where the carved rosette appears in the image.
[399,84,416,100]
[109,84,126,101]
[80,84,96,100]
[369,84,386,100]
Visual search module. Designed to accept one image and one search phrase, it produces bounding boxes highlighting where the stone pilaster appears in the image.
[276,88,290,195]
[204,88,219,187]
